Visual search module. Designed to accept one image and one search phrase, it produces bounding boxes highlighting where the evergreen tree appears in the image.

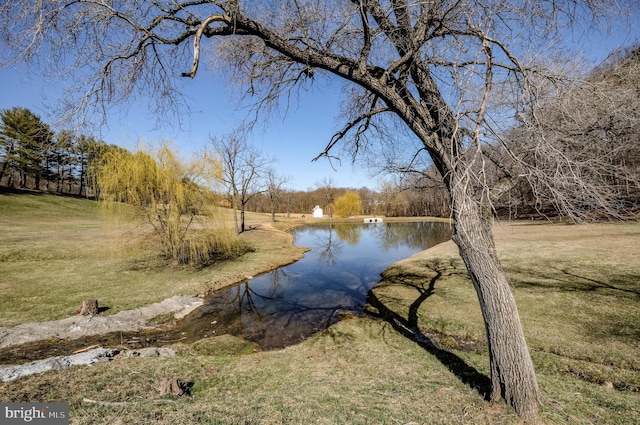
[0,107,54,189]
[50,129,75,192]
[74,134,103,197]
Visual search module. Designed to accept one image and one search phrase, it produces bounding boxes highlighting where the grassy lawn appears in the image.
[1,191,639,424]
[0,191,307,326]
[370,220,640,424]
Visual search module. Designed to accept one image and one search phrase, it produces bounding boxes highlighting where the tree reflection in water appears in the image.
[177,222,451,349]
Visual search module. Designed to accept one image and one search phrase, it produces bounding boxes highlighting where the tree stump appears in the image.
[158,377,188,396]
[75,299,99,316]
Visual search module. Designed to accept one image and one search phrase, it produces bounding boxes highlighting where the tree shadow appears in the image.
[509,265,640,296]
[366,261,491,401]
[556,267,640,296]
[0,186,47,195]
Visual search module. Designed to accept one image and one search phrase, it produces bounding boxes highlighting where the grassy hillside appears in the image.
[0,190,306,326]
[0,191,638,424]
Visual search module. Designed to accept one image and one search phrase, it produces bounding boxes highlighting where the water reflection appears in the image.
[333,223,363,246]
[176,221,451,349]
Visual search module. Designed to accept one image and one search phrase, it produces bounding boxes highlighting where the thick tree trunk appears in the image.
[0,154,10,183]
[450,188,541,422]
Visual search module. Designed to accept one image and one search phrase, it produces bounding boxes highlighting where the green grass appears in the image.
[0,191,306,325]
[1,192,639,424]
[370,221,640,424]
[0,318,521,424]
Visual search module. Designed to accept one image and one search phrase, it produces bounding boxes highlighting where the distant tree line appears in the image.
[0,108,441,217]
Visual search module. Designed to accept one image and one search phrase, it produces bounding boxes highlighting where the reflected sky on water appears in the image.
[178,221,452,349]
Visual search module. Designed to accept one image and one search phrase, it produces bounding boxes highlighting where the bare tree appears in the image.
[504,45,640,219]
[1,1,634,421]
[265,167,289,222]
[315,176,337,218]
[210,133,269,233]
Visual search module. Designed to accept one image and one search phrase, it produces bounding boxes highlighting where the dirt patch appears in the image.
[0,295,203,349]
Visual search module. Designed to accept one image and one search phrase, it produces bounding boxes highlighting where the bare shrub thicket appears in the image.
[374,46,640,221]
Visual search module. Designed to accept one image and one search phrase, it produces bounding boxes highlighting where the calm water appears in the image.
[177,221,451,349]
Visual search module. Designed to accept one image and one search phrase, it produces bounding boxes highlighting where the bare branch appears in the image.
[182,13,231,78]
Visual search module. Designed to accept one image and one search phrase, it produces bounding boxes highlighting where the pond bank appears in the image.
[1,221,638,425]
[0,222,309,354]
[0,220,451,359]
[0,295,203,350]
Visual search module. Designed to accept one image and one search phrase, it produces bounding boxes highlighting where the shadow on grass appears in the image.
[366,260,492,401]
[0,186,47,195]
[559,268,640,296]
[510,265,640,296]
[0,185,90,199]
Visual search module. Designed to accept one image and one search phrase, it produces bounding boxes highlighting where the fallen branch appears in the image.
[82,398,135,407]
[72,344,101,354]
[82,398,177,406]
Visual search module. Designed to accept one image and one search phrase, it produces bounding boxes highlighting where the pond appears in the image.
[0,221,452,365]
[175,221,452,349]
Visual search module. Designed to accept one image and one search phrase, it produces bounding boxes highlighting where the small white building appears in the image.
[312,205,323,218]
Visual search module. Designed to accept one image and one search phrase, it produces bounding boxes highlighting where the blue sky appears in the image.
[1,65,364,191]
[0,10,638,191]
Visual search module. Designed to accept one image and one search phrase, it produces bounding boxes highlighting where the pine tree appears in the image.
[0,107,54,189]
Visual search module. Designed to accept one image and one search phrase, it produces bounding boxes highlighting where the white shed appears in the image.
[312,205,323,218]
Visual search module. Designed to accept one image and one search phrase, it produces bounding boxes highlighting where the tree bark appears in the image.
[450,184,540,422]
[0,143,12,183]
[158,377,188,396]
[231,192,240,234]
[75,299,99,316]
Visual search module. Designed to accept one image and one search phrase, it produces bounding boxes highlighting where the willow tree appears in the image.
[0,0,633,421]
[334,190,363,218]
[94,144,229,265]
